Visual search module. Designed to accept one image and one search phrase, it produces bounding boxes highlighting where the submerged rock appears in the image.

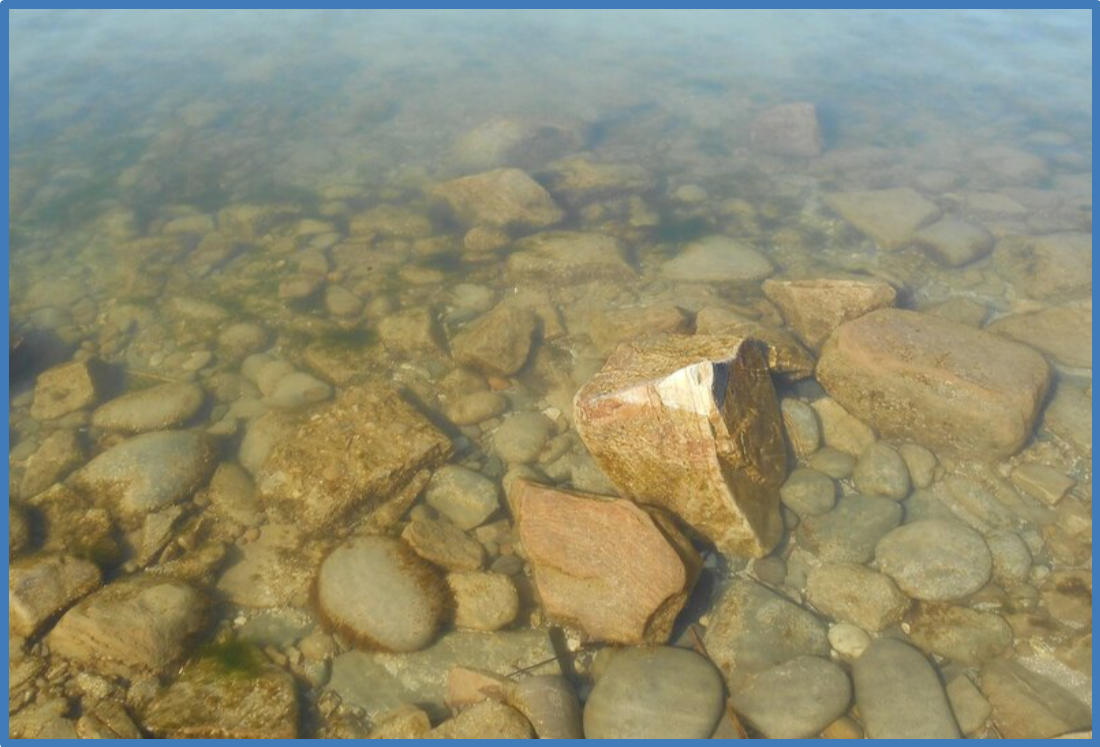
[694,309,815,380]
[907,602,1012,665]
[749,102,824,158]
[912,218,994,267]
[432,168,563,229]
[9,554,102,637]
[257,383,451,534]
[48,574,208,675]
[429,700,534,739]
[660,235,774,283]
[315,535,447,653]
[507,231,634,284]
[507,675,583,739]
[824,187,941,249]
[875,519,992,601]
[92,382,204,433]
[142,644,299,738]
[402,515,485,571]
[730,656,851,738]
[216,523,321,608]
[71,430,216,523]
[19,428,85,498]
[987,304,1092,369]
[452,117,581,172]
[704,579,829,689]
[575,335,787,558]
[980,658,1092,739]
[424,464,500,530]
[805,562,910,632]
[541,155,656,206]
[853,638,961,738]
[583,647,725,739]
[447,571,519,631]
[514,479,699,645]
[817,309,1051,459]
[993,232,1092,300]
[451,302,537,377]
[31,360,101,421]
[762,277,896,350]
[799,494,902,564]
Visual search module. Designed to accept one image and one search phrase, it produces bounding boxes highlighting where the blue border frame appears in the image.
[4,6,1095,744]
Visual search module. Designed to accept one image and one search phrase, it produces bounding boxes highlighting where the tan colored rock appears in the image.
[981,659,1091,739]
[994,233,1092,300]
[9,554,102,637]
[507,231,635,284]
[763,278,897,350]
[31,360,100,420]
[589,304,689,352]
[574,335,787,557]
[912,218,993,267]
[695,307,815,379]
[452,117,581,172]
[816,309,1050,459]
[806,562,910,632]
[542,155,656,207]
[825,188,941,249]
[432,168,563,229]
[257,383,452,534]
[811,398,876,456]
[749,102,823,158]
[451,302,537,377]
[514,480,700,644]
[660,236,774,283]
[986,304,1092,369]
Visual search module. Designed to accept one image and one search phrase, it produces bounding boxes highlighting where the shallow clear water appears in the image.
[8,10,1093,739]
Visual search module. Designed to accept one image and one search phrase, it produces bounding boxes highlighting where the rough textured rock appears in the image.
[806,562,910,631]
[987,304,1092,369]
[327,630,560,721]
[71,431,216,523]
[424,465,500,530]
[541,155,656,206]
[908,603,1012,665]
[993,232,1092,300]
[853,638,961,738]
[590,303,690,351]
[402,516,485,571]
[31,360,100,420]
[47,574,208,675]
[92,382,204,433]
[704,579,829,689]
[575,335,787,558]
[432,168,563,229]
[447,571,519,631]
[19,428,84,498]
[660,235,774,283]
[514,480,699,644]
[875,520,992,601]
[493,412,553,464]
[428,700,533,739]
[315,536,447,653]
[824,188,941,249]
[452,116,581,171]
[583,647,725,739]
[452,302,537,377]
[694,308,816,379]
[142,645,299,738]
[799,494,902,563]
[9,554,102,637]
[852,442,911,500]
[25,483,121,566]
[257,383,451,534]
[508,675,583,739]
[749,102,823,158]
[817,309,1051,459]
[216,523,321,608]
[763,277,896,349]
[912,218,994,266]
[980,658,1092,739]
[730,656,851,738]
[507,231,634,284]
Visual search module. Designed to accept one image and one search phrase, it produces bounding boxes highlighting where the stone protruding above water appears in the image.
[816,309,1051,459]
[513,479,700,645]
[431,168,564,229]
[762,277,897,350]
[574,334,787,558]
[315,535,448,653]
[256,382,452,534]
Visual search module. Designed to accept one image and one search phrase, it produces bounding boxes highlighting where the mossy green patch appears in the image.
[198,639,266,678]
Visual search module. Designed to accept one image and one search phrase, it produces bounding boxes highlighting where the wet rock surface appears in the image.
[853,638,961,738]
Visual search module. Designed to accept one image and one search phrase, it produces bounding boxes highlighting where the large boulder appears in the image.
[256,383,452,534]
[575,335,787,558]
[816,309,1050,459]
[513,480,700,644]
[824,188,941,249]
[762,277,896,350]
[431,168,563,229]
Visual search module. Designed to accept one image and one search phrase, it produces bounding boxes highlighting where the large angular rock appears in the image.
[31,360,100,420]
[141,644,299,738]
[816,309,1050,459]
[513,480,700,644]
[48,574,208,675]
[507,231,635,284]
[660,235,774,283]
[825,188,941,249]
[451,302,537,377]
[432,168,563,229]
[762,277,897,350]
[575,335,786,557]
[256,383,451,534]
[749,102,824,158]
[993,233,1092,300]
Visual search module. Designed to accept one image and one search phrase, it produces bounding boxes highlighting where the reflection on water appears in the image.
[8,10,1093,740]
